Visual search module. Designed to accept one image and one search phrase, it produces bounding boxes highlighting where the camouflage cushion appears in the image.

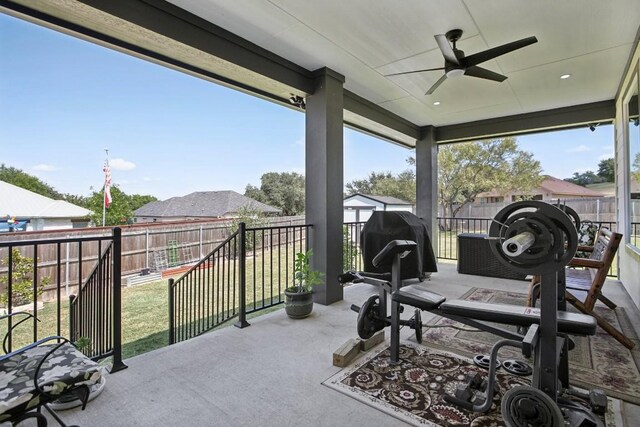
[0,342,102,422]
[576,221,599,258]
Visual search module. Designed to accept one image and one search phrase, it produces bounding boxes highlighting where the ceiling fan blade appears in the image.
[464,66,507,82]
[435,34,459,65]
[425,74,447,95]
[464,36,538,67]
[384,67,445,77]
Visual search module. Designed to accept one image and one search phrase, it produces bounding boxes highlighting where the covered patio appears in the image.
[2,1,640,426]
[57,263,640,426]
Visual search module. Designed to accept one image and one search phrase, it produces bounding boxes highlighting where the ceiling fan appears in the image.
[385,29,538,95]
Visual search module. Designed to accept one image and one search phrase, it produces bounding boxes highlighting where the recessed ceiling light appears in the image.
[560,74,571,79]
[433,101,441,106]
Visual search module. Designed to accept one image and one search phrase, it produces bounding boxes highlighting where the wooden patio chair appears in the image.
[528,227,634,349]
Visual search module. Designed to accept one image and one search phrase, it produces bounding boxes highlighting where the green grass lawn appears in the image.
[1,246,300,360]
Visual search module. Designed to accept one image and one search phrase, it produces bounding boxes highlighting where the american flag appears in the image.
[103,160,112,208]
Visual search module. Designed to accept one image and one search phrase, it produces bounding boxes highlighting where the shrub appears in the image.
[0,249,49,307]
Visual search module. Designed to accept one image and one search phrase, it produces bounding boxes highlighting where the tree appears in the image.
[0,164,61,199]
[564,171,604,186]
[244,172,305,216]
[438,138,543,218]
[633,152,640,184]
[84,185,158,226]
[0,249,49,307]
[597,158,615,182]
[345,172,394,196]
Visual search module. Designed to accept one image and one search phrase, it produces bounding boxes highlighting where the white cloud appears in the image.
[565,145,591,153]
[143,177,152,182]
[32,164,58,172]
[109,158,136,171]
[598,153,614,161]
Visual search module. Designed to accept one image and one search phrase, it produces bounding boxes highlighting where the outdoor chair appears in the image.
[0,313,103,426]
[527,227,634,349]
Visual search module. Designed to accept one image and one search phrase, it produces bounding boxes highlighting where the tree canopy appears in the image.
[0,163,158,227]
[564,157,615,186]
[0,164,61,199]
[438,138,543,217]
[245,172,305,216]
[345,170,416,203]
[345,137,543,218]
[84,185,158,226]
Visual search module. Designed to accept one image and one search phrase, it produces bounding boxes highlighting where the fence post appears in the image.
[145,229,150,270]
[199,225,203,258]
[110,227,128,373]
[168,278,175,344]
[235,222,250,328]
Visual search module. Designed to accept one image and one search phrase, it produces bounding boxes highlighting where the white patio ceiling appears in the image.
[168,0,639,127]
[3,0,639,145]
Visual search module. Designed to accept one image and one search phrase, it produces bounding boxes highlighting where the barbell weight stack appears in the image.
[489,201,578,275]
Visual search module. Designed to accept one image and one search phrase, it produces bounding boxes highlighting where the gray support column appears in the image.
[305,67,345,305]
[416,126,439,256]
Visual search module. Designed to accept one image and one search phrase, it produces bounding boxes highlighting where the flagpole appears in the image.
[103,149,109,226]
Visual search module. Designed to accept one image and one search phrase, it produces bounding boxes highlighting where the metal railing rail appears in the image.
[343,222,364,272]
[168,223,311,345]
[0,228,126,372]
[437,217,624,277]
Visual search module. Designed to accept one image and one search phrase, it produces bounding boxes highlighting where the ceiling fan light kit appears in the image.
[385,29,538,95]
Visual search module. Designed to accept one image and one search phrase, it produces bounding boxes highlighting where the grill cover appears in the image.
[361,211,437,280]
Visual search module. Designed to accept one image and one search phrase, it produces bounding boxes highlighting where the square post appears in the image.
[305,67,345,305]
[416,126,439,256]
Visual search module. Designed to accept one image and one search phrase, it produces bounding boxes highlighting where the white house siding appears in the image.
[616,41,640,308]
[343,195,413,222]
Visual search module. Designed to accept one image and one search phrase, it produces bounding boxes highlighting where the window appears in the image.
[624,66,639,248]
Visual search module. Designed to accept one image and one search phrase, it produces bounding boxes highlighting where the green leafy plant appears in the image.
[0,249,49,307]
[228,206,268,253]
[342,226,359,271]
[74,336,93,355]
[292,250,323,293]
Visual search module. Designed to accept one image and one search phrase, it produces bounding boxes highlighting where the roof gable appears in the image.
[133,190,280,217]
[0,180,92,218]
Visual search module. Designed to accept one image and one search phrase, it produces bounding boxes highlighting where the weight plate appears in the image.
[356,295,385,340]
[557,204,581,230]
[501,385,564,427]
[473,354,501,370]
[489,201,578,275]
[413,309,423,344]
[503,359,532,376]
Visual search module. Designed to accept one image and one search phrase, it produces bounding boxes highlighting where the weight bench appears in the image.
[0,313,103,427]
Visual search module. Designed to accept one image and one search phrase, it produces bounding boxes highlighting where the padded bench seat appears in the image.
[393,284,446,310]
[439,300,597,336]
[0,341,102,423]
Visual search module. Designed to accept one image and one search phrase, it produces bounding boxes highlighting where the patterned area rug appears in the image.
[422,287,640,405]
[323,343,622,426]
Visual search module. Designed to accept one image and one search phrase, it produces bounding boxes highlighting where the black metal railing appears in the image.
[437,217,625,277]
[168,223,311,344]
[343,222,364,273]
[69,228,126,371]
[0,228,126,371]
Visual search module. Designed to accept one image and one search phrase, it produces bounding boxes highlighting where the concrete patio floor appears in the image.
[57,262,639,426]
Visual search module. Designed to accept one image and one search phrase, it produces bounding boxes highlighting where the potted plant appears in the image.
[284,250,323,319]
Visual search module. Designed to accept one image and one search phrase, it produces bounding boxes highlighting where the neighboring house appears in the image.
[343,193,413,223]
[133,190,280,223]
[0,180,92,232]
[475,176,605,204]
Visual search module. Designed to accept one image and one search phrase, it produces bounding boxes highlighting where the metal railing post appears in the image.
[235,222,250,328]
[110,227,128,373]
[168,278,175,344]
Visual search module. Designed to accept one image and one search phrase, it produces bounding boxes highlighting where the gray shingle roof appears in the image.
[133,191,280,218]
[0,180,92,218]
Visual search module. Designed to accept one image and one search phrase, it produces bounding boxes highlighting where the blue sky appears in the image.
[0,14,613,200]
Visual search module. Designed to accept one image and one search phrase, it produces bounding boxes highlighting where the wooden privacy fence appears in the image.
[0,216,305,301]
[457,197,622,223]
